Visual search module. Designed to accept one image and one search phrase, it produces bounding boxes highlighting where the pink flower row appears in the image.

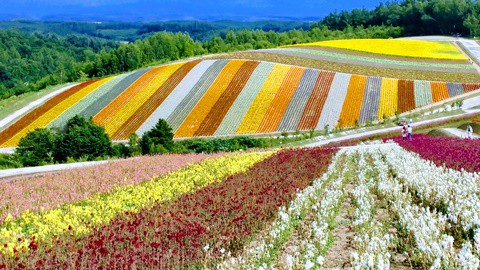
[391,134,480,172]
[0,153,223,224]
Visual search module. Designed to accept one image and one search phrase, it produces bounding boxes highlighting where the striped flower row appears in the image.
[2,59,480,147]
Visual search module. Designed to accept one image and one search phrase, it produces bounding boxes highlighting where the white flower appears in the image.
[304,260,314,270]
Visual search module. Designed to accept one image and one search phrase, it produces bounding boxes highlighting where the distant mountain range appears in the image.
[0,0,383,22]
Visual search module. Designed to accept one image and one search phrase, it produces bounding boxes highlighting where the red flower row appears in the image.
[0,147,338,269]
[391,134,480,172]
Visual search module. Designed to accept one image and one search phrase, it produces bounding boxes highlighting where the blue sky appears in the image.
[0,0,386,21]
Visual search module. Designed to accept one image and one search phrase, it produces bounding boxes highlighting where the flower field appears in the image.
[392,134,480,172]
[4,139,480,269]
[291,39,468,60]
[1,58,480,146]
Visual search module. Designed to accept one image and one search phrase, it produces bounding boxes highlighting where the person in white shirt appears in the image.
[407,125,413,141]
[466,125,473,139]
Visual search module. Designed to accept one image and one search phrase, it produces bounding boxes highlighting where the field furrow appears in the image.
[377,77,398,120]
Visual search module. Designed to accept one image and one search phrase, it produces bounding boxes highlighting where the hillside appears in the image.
[211,39,480,83]
[1,55,480,147]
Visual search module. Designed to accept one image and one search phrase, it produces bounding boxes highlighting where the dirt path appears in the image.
[323,184,355,269]
[453,41,480,76]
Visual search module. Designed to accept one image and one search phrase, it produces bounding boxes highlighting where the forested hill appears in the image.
[0,31,118,98]
[316,0,480,37]
[0,20,312,42]
[0,25,401,100]
[2,0,480,101]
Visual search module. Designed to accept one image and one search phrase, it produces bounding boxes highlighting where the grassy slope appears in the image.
[0,83,73,120]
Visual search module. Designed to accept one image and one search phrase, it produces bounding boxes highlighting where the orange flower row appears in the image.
[195,61,260,137]
[113,60,201,140]
[430,82,450,103]
[338,75,367,127]
[175,60,246,138]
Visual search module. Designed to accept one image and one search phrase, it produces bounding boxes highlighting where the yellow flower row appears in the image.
[103,62,184,136]
[295,39,467,60]
[0,151,273,255]
[377,78,399,119]
[1,78,113,147]
[236,64,291,134]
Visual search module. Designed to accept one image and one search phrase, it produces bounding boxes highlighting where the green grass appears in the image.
[0,83,74,120]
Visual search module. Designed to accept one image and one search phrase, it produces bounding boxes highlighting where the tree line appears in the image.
[3,0,480,101]
[0,24,401,100]
[2,116,304,168]
[316,0,480,37]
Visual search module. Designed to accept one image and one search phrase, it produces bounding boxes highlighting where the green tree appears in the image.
[128,133,142,156]
[464,13,480,37]
[140,119,174,155]
[54,115,113,162]
[15,128,56,166]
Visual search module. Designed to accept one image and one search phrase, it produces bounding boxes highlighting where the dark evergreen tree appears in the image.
[140,119,174,155]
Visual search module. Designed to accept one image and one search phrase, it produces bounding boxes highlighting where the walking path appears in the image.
[455,40,480,75]
[442,127,480,139]
[304,109,480,148]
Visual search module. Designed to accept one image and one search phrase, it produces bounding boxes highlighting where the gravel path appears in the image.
[442,127,480,139]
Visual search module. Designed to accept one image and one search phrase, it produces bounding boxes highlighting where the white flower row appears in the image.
[363,143,479,269]
[378,142,480,232]
[216,151,347,269]
[347,149,394,270]
[377,141,480,262]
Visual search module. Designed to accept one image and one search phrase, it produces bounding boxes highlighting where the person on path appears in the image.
[407,124,413,141]
[466,125,473,139]
[401,125,407,140]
